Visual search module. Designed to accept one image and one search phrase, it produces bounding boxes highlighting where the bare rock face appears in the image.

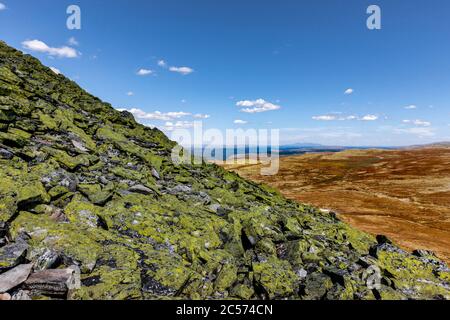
[0,40,449,300]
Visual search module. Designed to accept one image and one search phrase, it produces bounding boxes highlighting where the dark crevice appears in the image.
[252,279,269,300]
[96,215,109,231]
[6,211,21,225]
[174,275,192,297]
[81,275,102,287]
[240,229,254,251]
[372,288,382,300]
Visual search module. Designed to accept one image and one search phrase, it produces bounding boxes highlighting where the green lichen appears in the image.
[253,257,298,299]
[17,181,50,206]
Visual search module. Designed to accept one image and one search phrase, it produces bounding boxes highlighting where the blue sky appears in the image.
[1,0,449,146]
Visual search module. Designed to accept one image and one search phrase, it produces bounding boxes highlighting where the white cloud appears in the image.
[158,60,193,74]
[312,114,378,121]
[312,115,338,121]
[236,99,281,113]
[119,108,211,124]
[136,68,153,76]
[118,108,191,121]
[404,105,417,110]
[164,111,192,119]
[49,67,61,75]
[234,120,248,124]
[360,114,378,121]
[22,39,78,58]
[126,91,134,96]
[193,114,210,119]
[344,88,354,95]
[68,37,79,46]
[319,131,363,139]
[402,119,431,127]
[169,66,194,75]
[0,3,6,10]
[280,127,363,145]
[394,127,435,137]
[164,121,194,131]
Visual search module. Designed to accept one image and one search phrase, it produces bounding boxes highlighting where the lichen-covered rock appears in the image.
[0,40,449,300]
[253,257,298,299]
[0,242,28,270]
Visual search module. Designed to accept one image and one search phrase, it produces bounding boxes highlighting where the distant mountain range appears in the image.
[407,141,450,149]
[278,142,450,157]
[192,141,450,161]
[277,143,398,157]
[281,143,326,148]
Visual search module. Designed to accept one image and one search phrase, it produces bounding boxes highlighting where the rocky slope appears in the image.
[0,41,449,300]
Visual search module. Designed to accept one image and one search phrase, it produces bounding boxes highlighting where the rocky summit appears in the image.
[0,41,449,300]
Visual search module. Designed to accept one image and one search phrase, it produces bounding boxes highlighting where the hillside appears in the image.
[224,148,450,265]
[0,41,449,300]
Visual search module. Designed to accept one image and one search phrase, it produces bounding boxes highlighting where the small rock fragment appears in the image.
[358,255,378,268]
[151,168,160,180]
[98,176,109,185]
[71,140,89,152]
[129,185,153,195]
[49,208,68,222]
[0,148,14,159]
[412,249,436,258]
[0,292,11,300]
[209,204,231,217]
[11,290,32,300]
[296,268,308,279]
[32,248,60,270]
[167,185,192,195]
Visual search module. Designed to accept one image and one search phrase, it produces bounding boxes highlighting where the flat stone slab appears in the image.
[24,267,80,297]
[0,264,33,293]
[129,184,153,195]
